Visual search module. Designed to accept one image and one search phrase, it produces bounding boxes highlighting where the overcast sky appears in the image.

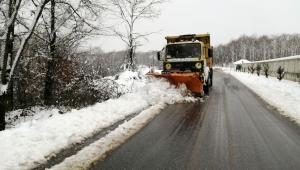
[87,0,300,52]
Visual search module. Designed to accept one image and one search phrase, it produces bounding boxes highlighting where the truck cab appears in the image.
[151,34,213,96]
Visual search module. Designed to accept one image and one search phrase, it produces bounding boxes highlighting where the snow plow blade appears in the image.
[147,72,204,96]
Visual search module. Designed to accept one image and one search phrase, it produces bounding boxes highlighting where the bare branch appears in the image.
[107,0,167,68]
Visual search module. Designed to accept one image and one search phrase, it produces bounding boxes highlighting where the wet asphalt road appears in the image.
[91,71,300,170]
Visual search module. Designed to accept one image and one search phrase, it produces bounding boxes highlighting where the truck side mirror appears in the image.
[157,51,161,60]
[208,48,213,58]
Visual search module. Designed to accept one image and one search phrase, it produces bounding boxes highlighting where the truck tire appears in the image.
[204,84,209,96]
[210,68,213,86]
[204,73,211,95]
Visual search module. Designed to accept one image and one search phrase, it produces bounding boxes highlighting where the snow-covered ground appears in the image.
[225,67,300,124]
[1,67,300,170]
[0,67,198,170]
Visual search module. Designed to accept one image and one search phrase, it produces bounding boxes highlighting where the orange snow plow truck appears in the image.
[147,34,213,97]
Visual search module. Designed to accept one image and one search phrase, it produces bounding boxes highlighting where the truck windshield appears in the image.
[166,43,201,58]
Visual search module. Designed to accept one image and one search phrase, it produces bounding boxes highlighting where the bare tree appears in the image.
[259,35,269,60]
[229,42,236,63]
[0,0,16,112]
[241,35,250,60]
[270,35,277,59]
[107,0,167,70]
[30,0,108,106]
[278,34,288,57]
[287,33,300,56]
[1,0,50,130]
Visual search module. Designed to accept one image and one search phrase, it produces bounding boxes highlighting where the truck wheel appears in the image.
[204,84,209,95]
[204,75,210,95]
[210,68,213,86]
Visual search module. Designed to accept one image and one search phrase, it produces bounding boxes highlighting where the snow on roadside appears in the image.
[221,67,300,125]
[49,103,167,170]
[0,70,197,170]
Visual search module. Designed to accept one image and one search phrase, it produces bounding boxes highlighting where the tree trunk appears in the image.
[44,0,56,106]
[0,93,6,130]
[1,0,50,130]
[7,13,15,111]
[0,0,16,130]
[129,47,133,69]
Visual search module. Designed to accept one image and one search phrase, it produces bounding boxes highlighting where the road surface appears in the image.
[91,70,300,170]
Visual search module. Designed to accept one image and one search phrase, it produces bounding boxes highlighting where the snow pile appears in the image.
[0,69,197,170]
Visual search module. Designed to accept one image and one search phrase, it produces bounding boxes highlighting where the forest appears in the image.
[213,33,300,66]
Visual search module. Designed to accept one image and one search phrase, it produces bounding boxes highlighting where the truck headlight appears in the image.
[165,63,171,70]
[195,62,202,69]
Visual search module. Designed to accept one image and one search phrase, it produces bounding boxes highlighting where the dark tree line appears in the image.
[0,0,109,130]
[213,33,300,66]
